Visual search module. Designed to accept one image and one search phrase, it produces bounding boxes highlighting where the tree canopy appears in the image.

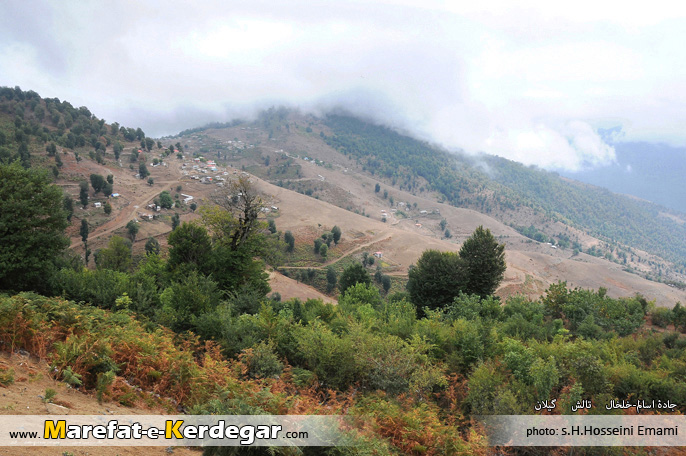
[167,222,213,273]
[459,225,506,297]
[96,236,132,273]
[0,161,69,292]
[407,250,466,316]
[407,226,506,314]
[339,262,372,295]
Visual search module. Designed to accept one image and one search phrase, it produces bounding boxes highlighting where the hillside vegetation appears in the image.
[322,114,686,269]
[0,86,148,170]
[4,88,686,454]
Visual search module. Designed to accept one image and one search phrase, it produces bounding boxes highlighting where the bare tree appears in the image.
[209,175,266,251]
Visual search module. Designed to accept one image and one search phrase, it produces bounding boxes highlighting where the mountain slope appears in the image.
[322,114,686,269]
[169,115,686,307]
[563,141,686,213]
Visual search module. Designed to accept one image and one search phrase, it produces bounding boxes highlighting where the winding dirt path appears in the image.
[69,179,181,248]
[281,233,393,270]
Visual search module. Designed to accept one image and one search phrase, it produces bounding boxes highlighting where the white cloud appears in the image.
[1,0,685,170]
[474,120,616,171]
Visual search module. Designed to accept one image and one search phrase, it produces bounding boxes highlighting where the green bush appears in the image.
[242,341,283,379]
[0,367,14,386]
[651,307,674,328]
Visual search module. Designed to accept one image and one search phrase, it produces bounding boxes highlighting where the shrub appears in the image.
[652,307,673,328]
[240,341,283,379]
[0,367,14,386]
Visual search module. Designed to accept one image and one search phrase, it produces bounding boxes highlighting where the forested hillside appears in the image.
[0,86,149,170]
[322,115,686,268]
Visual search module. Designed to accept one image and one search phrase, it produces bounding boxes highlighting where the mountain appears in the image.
[319,114,686,269]
[562,141,686,213]
[5,87,686,453]
[169,108,686,305]
[1,86,684,304]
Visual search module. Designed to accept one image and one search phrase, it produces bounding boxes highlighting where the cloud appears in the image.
[0,0,684,171]
[471,120,616,171]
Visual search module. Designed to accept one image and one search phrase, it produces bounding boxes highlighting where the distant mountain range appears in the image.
[562,141,686,214]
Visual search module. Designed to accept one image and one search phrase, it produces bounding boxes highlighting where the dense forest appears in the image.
[321,115,686,268]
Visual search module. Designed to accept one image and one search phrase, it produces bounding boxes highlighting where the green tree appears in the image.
[382,275,392,293]
[46,142,57,156]
[673,302,686,331]
[204,176,266,252]
[157,270,221,332]
[339,262,372,295]
[267,219,276,234]
[159,191,173,209]
[138,162,149,179]
[106,174,114,185]
[0,161,69,292]
[126,220,139,242]
[148,177,154,186]
[199,178,271,296]
[171,213,180,230]
[326,266,337,293]
[406,249,467,316]
[95,236,132,272]
[458,225,506,297]
[80,219,89,243]
[113,142,123,160]
[284,231,295,252]
[331,225,342,244]
[314,238,322,253]
[63,195,74,222]
[322,232,333,247]
[90,174,105,194]
[320,244,328,258]
[167,222,212,272]
[103,201,112,215]
[79,181,89,208]
[374,265,383,283]
[375,183,381,193]
[144,237,160,256]
[208,244,270,296]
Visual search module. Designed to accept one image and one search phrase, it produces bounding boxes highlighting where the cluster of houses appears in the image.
[181,157,235,185]
[138,203,162,220]
[278,150,327,168]
[225,139,253,151]
[92,193,119,209]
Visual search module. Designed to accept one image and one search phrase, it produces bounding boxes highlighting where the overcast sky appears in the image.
[2,0,686,171]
